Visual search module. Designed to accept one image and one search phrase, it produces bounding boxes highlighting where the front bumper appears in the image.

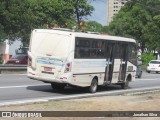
[147,67,160,72]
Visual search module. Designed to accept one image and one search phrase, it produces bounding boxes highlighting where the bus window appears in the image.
[128,43,137,65]
[114,43,121,59]
[97,41,105,58]
[75,37,90,59]
[90,40,98,58]
[75,37,106,59]
[90,40,105,58]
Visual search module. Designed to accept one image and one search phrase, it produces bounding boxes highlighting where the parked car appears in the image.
[146,60,160,73]
[6,55,28,65]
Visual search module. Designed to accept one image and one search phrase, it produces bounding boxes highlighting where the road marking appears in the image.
[135,78,160,81]
[1,86,160,106]
[0,84,48,89]
[0,78,159,89]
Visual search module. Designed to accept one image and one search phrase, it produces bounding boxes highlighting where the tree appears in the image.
[142,15,160,51]
[73,0,94,29]
[30,0,75,28]
[0,0,95,44]
[0,24,6,42]
[108,0,160,53]
[80,21,103,33]
[102,26,110,34]
[0,0,37,44]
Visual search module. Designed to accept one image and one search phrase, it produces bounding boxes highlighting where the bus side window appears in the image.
[114,43,121,59]
[75,48,81,58]
[90,41,97,58]
[97,41,105,58]
[128,43,137,65]
[100,41,105,57]
[75,37,90,59]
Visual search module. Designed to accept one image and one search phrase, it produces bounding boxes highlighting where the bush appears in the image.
[141,52,156,65]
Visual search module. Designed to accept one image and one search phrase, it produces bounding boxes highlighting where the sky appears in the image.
[87,0,108,26]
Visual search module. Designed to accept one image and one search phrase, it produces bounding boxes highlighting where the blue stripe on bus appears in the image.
[37,57,64,62]
[37,60,65,66]
[36,56,112,67]
[36,56,65,66]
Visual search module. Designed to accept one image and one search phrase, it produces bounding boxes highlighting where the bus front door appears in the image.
[119,43,128,81]
[104,42,115,83]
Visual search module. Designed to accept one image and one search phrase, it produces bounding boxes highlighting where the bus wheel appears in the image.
[51,83,66,90]
[121,81,129,89]
[89,78,98,93]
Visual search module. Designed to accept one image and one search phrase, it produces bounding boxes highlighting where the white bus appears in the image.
[27,29,137,93]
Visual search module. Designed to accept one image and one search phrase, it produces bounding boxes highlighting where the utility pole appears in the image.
[75,0,81,29]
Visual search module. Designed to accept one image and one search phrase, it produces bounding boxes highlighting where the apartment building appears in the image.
[107,0,130,25]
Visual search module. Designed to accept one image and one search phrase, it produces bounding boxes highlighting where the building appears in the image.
[107,0,131,25]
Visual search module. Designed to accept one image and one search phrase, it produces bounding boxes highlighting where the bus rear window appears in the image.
[31,32,71,57]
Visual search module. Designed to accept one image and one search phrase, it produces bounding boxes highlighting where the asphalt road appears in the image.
[0,72,160,105]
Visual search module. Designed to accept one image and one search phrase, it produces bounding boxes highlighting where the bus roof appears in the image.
[32,29,136,43]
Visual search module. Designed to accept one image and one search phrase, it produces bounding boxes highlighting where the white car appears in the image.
[146,60,160,73]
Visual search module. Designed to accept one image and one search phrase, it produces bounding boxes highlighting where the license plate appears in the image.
[44,67,52,72]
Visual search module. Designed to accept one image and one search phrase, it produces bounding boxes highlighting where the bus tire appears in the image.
[51,83,66,90]
[121,74,132,89]
[147,71,150,73]
[89,78,98,93]
[121,81,129,89]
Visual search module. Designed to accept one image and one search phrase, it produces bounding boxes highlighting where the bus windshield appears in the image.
[31,32,71,58]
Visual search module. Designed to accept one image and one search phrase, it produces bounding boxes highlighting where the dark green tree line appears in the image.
[0,0,94,45]
[107,0,160,53]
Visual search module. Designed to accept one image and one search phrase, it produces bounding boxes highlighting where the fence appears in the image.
[0,65,27,74]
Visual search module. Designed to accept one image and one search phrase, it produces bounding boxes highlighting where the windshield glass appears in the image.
[31,32,71,58]
[16,48,28,54]
[150,61,160,64]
